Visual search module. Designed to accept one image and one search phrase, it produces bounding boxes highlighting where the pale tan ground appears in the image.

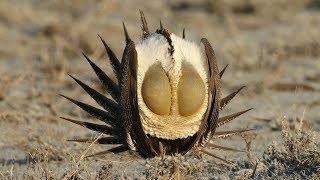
[0,0,319,179]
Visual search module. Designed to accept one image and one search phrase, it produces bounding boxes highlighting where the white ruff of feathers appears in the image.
[136,33,209,140]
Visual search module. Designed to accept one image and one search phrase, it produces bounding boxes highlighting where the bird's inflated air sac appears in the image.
[178,63,205,116]
[141,62,171,116]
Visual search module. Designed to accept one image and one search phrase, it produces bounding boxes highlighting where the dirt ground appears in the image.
[0,0,319,179]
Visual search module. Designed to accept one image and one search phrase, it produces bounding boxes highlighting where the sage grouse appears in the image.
[61,11,252,163]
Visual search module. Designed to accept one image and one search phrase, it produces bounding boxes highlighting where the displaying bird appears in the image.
[61,11,252,164]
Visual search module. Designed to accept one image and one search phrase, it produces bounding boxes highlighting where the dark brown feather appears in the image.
[139,10,149,39]
[159,20,163,31]
[98,35,121,80]
[195,38,221,148]
[220,86,245,110]
[68,136,123,144]
[82,53,120,102]
[60,95,118,127]
[201,38,221,96]
[68,74,118,118]
[212,129,254,139]
[85,145,130,158]
[217,108,253,127]
[219,64,229,78]
[122,22,131,44]
[205,143,244,152]
[60,117,119,136]
[182,28,185,39]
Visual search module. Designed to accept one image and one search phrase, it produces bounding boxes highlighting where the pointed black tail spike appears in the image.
[139,10,149,39]
[60,117,119,136]
[122,22,131,44]
[82,53,120,102]
[159,20,163,31]
[95,136,123,144]
[67,138,91,143]
[212,128,254,139]
[182,28,186,39]
[68,136,123,145]
[60,94,119,127]
[200,149,234,165]
[220,86,245,110]
[98,35,121,80]
[68,74,118,117]
[217,108,253,127]
[205,143,244,152]
[85,145,130,158]
[219,64,229,78]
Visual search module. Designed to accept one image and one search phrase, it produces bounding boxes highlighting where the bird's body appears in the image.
[61,11,252,163]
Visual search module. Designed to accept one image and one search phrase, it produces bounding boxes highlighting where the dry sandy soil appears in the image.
[0,0,319,179]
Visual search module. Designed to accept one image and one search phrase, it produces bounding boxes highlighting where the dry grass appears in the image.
[261,117,320,178]
[0,0,319,178]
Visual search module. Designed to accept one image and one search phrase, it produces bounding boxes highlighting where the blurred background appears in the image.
[0,0,319,178]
